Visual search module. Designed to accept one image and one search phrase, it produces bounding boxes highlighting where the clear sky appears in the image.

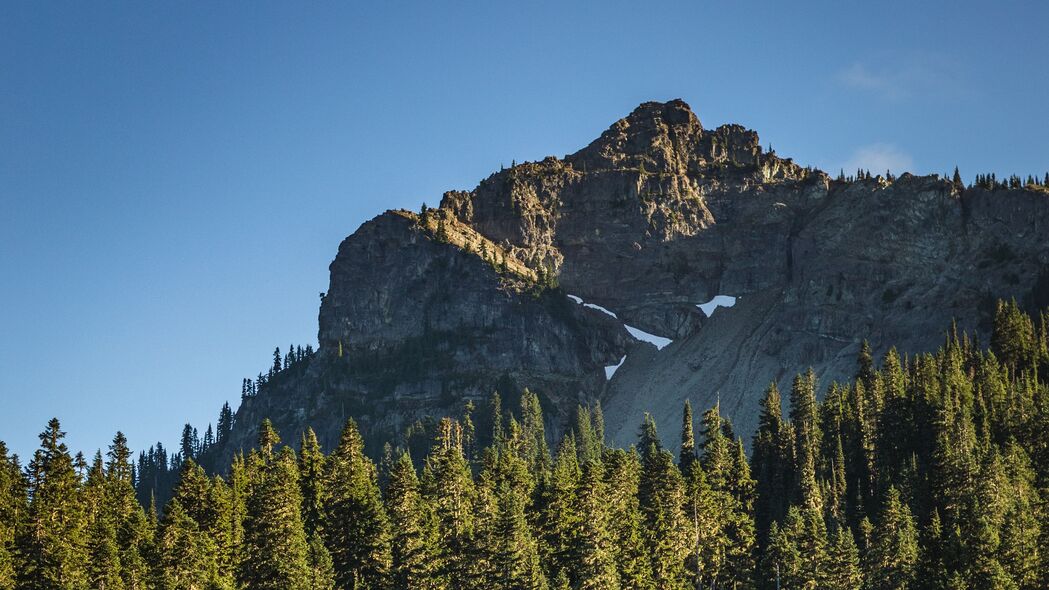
[2,1,1047,460]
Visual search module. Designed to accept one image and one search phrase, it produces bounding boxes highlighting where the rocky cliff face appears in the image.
[221,99,1049,455]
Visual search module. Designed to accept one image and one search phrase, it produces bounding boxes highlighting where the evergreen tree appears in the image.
[867,487,918,590]
[306,533,335,590]
[825,527,862,590]
[538,434,581,582]
[324,419,391,590]
[154,498,217,590]
[298,428,326,539]
[179,424,196,464]
[217,401,233,443]
[421,418,476,588]
[574,462,618,590]
[679,400,696,471]
[239,443,311,590]
[487,448,546,590]
[519,390,550,474]
[385,452,436,589]
[16,419,89,590]
[86,513,123,590]
[641,450,689,590]
[789,370,822,510]
[602,449,653,590]
[753,381,792,539]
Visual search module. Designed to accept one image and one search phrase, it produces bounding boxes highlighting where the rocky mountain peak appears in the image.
[217,100,1049,461]
[567,99,704,173]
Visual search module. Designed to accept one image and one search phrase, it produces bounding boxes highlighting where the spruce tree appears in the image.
[421,419,476,588]
[867,487,918,590]
[155,498,217,590]
[239,444,311,590]
[519,390,550,474]
[641,449,689,590]
[386,452,436,589]
[825,527,862,590]
[488,449,546,590]
[298,428,326,539]
[602,449,653,590]
[679,400,696,471]
[789,370,822,510]
[753,381,792,539]
[324,419,391,590]
[217,403,234,444]
[16,419,89,590]
[574,461,618,590]
[0,442,22,590]
[538,434,581,581]
[306,533,335,590]
[86,513,123,590]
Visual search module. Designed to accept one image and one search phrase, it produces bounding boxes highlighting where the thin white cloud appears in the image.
[836,53,964,101]
[841,143,914,175]
[838,63,904,100]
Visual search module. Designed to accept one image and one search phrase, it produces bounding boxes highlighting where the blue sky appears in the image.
[2,1,1047,460]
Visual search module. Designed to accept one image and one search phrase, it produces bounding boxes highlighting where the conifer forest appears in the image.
[1,300,1047,590]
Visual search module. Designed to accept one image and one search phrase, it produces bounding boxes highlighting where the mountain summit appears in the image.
[219,100,1049,456]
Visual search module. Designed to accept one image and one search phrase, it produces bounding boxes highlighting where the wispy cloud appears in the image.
[836,53,964,101]
[841,143,914,175]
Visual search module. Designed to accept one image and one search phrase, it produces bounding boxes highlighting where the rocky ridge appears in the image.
[220,99,1049,456]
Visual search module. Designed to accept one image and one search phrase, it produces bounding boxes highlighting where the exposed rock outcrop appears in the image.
[219,100,1049,456]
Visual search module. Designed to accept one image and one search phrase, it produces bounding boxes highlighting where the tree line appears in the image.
[0,299,1046,589]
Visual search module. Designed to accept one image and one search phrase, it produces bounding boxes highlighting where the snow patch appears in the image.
[624,325,672,350]
[567,292,674,351]
[697,295,737,317]
[605,355,627,380]
[583,302,618,319]
[567,293,618,318]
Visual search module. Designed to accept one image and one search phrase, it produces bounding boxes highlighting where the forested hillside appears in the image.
[1,299,1046,589]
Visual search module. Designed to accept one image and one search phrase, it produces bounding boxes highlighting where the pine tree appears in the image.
[538,434,581,581]
[487,448,546,590]
[789,370,823,510]
[679,400,696,471]
[421,418,476,588]
[386,452,436,589]
[16,418,89,590]
[574,461,618,590]
[155,498,217,590]
[306,533,335,590]
[825,527,862,590]
[298,428,326,539]
[753,381,791,538]
[602,449,654,590]
[867,487,918,590]
[86,512,123,590]
[324,419,391,590]
[239,444,311,590]
[641,449,689,590]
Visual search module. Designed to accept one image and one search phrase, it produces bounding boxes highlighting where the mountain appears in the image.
[217,99,1049,457]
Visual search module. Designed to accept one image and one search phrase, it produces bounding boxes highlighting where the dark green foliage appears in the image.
[323,420,391,590]
[239,443,311,590]
[385,452,436,589]
[16,419,89,590]
[5,299,1047,589]
[298,428,326,539]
